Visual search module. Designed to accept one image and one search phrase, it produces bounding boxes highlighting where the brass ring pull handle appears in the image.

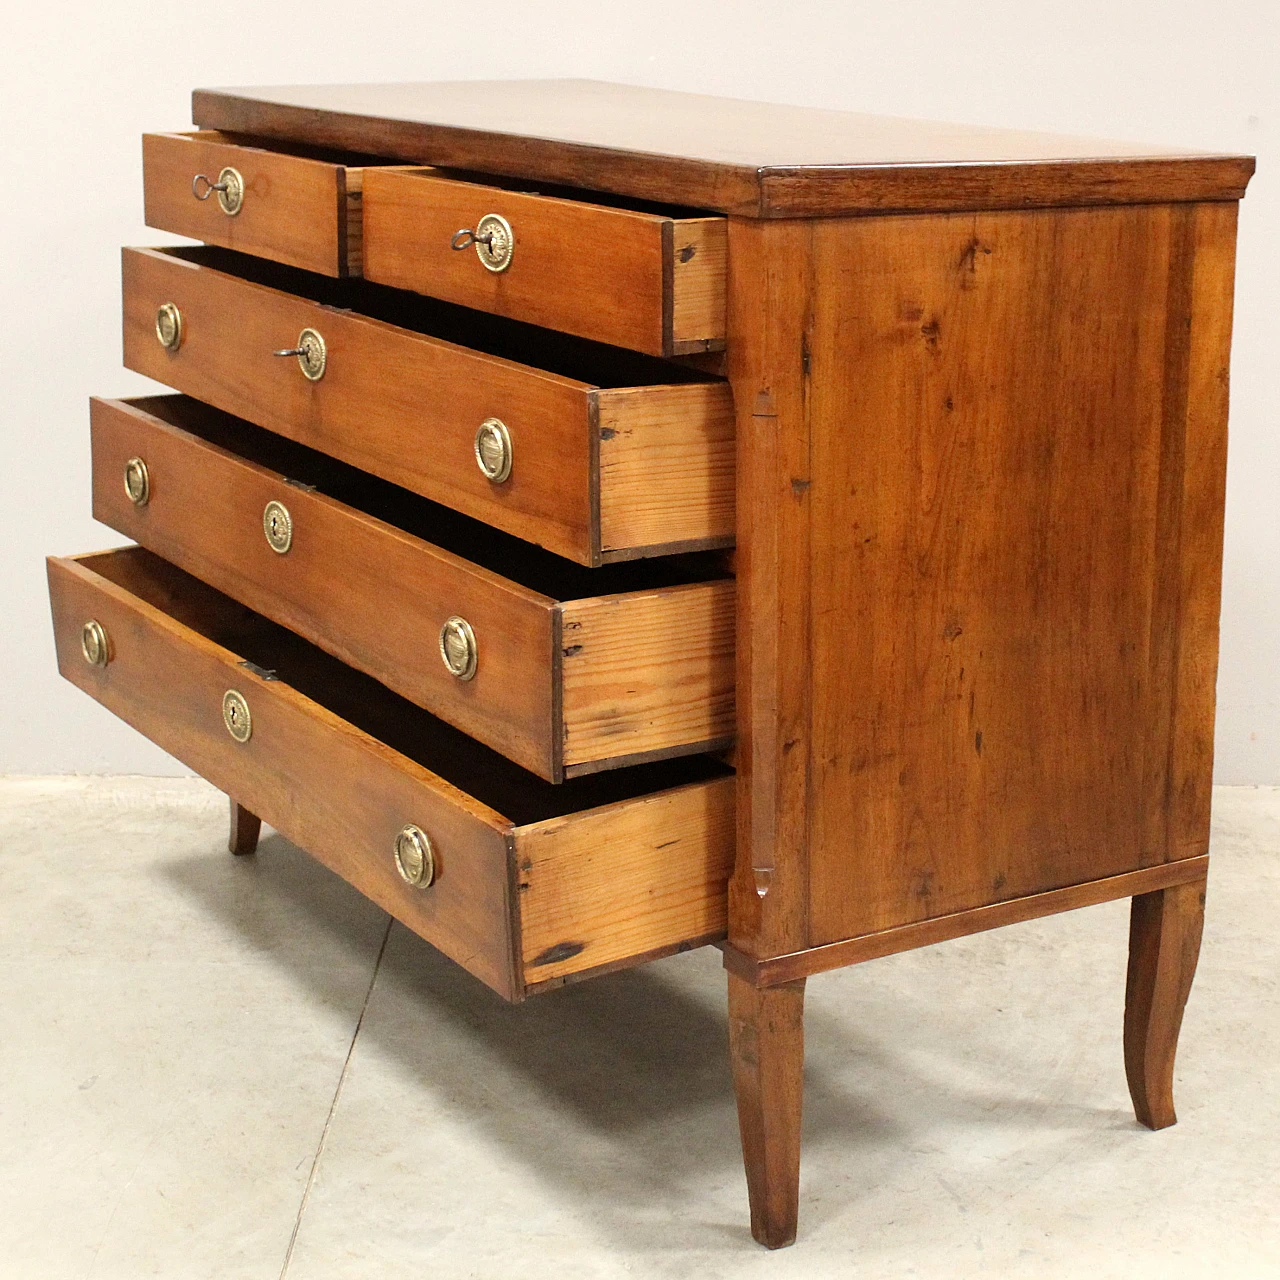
[450,213,514,273]
[272,328,326,381]
[191,167,244,215]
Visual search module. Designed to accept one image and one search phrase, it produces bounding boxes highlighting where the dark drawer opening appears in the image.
[84,546,732,826]
[157,245,720,390]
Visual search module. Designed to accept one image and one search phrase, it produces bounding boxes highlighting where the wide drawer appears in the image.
[362,169,727,357]
[48,547,734,1000]
[122,245,734,566]
[91,394,735,781]
[143,131,386,277]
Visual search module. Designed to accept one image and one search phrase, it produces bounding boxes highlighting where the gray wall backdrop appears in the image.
[1,0,1275,780]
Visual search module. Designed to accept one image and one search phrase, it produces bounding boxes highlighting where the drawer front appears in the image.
[48,549,734,998]
[143,132,365,277]
[122,246,597,562]
[90,395,736,782]
[363,170,727,357]
[48,550,520,997]
[90,396,558,779]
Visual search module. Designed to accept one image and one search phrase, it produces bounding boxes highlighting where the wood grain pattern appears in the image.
[1145,202,1239,867]
[143,131,363,276]
[362,168,726,356]
[516,776,734,984]
[48,547,737,1001]
[727,218,814,961]
[91,394,734,781]
[802,204,1238,946]
[722,855,1210,987]
[671,218,729,349]
[228,798,261,855]
[191,80,1254,218]
[596,383,735,558]
[121,246,728,565]
[559,580,735,772]
[1124,876,1208,1129]
[728,974,805,1248]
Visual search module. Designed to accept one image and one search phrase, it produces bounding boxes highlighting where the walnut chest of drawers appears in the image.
[47,80,1254,1248]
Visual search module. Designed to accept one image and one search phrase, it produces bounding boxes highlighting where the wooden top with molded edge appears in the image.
[192,79,1255,218]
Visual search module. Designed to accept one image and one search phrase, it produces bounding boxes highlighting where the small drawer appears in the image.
[142,131,386,277]
[122,245,734,567]
[90,394,734,782]
[363,168,727,357]
[48,547,734,1000]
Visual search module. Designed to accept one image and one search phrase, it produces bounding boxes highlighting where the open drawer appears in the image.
[90,394,734,782]
[362,168,727,356]
[122,245,734,566]
[47,547,734,1000]
[142,130,392,276]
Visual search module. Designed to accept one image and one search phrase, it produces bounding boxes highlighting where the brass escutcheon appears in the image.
[439,616,478,681]
[273,328,326,381]
[155,302,183,352]
[222,689,252,743]
[451,213,514,273]
[123,456,150,506]
[394,823,436,888]
[81,619,109,668]
[263,499,293,554]
[474,417,513,483]
[192,166,244,215]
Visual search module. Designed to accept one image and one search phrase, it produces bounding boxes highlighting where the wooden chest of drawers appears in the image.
[48,80,1254,1248]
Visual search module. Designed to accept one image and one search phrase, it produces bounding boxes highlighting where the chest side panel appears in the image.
[805,203,1236,943]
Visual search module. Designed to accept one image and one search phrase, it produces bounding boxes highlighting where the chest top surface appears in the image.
[192,79,1253,219]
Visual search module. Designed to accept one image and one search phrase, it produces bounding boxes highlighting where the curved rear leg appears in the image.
[1124,876,1207,1130]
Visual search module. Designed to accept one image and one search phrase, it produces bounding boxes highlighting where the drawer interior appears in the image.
[85,547,731,825]
[159,245,717,390]
[122,395,730,599]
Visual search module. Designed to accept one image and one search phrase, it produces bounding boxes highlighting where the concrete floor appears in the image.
[1,778,1277,1279]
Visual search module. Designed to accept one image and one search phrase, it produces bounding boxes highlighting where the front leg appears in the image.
[228,798,262,856]
[728,972,806,1248]
[1124,875,1207,1130]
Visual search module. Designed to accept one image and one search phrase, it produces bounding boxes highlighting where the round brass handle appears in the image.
[155,302,183,352]
[81,619,110,668]
[263,500,293,554]
[474,417,512,484]
[394,823,436,888]
[450,213,514,273]
[192,167,244,216]
[273,328,326,381]
[439,616,478,681]
[222,689,252,743]
[123,456,150,506]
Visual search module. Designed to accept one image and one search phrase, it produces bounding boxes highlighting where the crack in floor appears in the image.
[279,916,394,1279]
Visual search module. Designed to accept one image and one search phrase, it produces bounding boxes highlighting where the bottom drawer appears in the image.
[48,547,734,1000]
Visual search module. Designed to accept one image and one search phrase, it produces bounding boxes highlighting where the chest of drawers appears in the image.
[47,80,1254,1248]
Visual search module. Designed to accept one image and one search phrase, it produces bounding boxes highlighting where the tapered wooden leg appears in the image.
[728,972,805,1249]
[228,798,261,856]
[1124,876,1207,1130]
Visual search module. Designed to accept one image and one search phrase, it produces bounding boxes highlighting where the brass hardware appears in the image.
[222,689,252,743]
[192,167,244,216]
[123,456,150,506]
[439,616,478,681]
[273,328,326,381]
[474,417,513,483]
[80,619,109,668]
[394,824,436,888]
[451,213,514,273]
[263,500,293,554]
[155,302,183,352]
